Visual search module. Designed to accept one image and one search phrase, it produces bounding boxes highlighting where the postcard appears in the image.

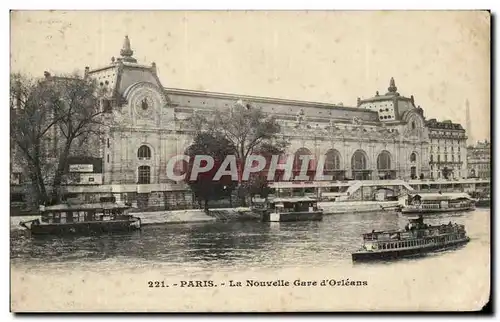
[9,10,491,312]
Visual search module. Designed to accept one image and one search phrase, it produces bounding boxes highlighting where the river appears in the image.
[10,209,490,312]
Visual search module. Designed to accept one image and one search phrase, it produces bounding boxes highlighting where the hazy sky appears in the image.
[10,10,490,142]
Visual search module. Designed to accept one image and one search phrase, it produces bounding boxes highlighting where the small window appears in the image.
[89,177,94,182]
[138,145,152,160]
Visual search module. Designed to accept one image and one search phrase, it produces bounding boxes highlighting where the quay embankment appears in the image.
[137,207,259,225]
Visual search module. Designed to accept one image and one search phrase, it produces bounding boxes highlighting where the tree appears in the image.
[193,101,289,205]
[10,73,61,205]
[248,173,272,201]
[185,132,238,212]
[48,74,105,203]
[11,72,107,205]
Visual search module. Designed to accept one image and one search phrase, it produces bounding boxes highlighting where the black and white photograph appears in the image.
[8,9,491,312]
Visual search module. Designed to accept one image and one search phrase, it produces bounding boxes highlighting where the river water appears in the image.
[10,209,491,312]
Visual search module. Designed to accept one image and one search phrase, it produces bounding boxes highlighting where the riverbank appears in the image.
[138,207,260,225]
[9,207,260,229]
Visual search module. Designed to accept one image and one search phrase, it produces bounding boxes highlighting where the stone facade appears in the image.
[89,37,431,189]
[425,118,468,179]
[467,140,491,179]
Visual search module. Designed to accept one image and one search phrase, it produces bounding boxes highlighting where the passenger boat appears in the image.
[474,198,491,208]
[470,189,491,208]
[398,192,475,214]
[260,197,323,222]
[19,202,142,235]
[351,215,470,262]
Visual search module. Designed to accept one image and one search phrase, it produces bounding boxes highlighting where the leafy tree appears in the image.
[11,72,107,205]
[248,173,272,201]
[191,101,289,205]
[48,74,106,203]
[10,73,60,205]
[185,132,238,212]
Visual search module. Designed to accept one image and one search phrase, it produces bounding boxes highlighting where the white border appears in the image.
[2,0,498,320]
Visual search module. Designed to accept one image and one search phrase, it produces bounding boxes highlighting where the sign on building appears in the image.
[69,164,94,173]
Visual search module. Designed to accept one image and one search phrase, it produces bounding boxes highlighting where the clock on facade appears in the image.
[125,81,168,121]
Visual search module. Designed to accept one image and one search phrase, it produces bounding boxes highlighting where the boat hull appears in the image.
[262,211,323,222]
[400,206,474,214]
[352,237,470,262]
[475,199,490,208]
[20,218,141,236]
[318,201,400,214]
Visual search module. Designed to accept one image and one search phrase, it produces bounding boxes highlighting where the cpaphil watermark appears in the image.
[166,154,334,182]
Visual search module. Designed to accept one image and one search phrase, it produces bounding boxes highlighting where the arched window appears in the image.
[377,151,391,170]
[293,148,313,171]
[324,149,341,170]
[138,166,151,184]
[323,149,344,180]
[351,150,367,170]
[410,152,417,162]
[138,145,151,160]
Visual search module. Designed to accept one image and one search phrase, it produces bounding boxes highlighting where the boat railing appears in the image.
[363,224,465,241]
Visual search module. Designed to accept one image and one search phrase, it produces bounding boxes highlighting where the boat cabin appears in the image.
[39,202,132,224]
[360,218,467,251]
[406,192,473,210]
[269,197,319,213]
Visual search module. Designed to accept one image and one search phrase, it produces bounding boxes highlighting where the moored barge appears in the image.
[19,202,142,235]
[351,215,470,262]
[260,197,323,222]
[399,192,475,214]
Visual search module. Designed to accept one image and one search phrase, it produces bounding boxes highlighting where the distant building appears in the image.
[425,119,468,180]
[467,140,491,179]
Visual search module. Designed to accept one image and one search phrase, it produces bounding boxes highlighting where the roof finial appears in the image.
[387,77,398,94]
[119,35,137,63]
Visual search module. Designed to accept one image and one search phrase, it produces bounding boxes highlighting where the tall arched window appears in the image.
[138,145,151,160]
[410,152,417,162]
[351,149,369,180]
[138,166,151,184]
[377,151,391,170]
[293,147,313,172]
[324,149,341,170]
[351,150,367,170]
[324,149,343,180]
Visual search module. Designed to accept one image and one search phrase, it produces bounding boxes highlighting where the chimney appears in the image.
[84,66,90,79]
[43,71,51,79]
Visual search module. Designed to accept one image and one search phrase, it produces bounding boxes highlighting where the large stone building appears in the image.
[467,140,491,179]
[13,36,468,208]
[425,118,468,180]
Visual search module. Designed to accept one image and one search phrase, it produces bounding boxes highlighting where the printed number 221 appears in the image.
[148,281,166,288]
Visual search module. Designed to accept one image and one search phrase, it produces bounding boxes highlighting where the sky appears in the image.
[10,10,491,142]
